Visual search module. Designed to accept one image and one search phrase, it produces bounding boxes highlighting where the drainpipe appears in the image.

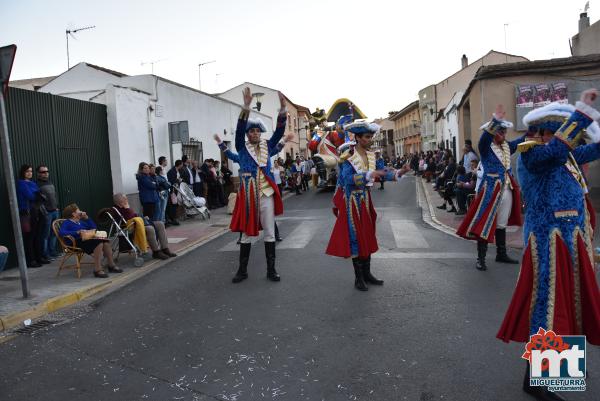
[147,76,160,163]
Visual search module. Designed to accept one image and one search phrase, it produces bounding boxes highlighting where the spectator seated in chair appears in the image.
[436,157,457,210]
[454,162,477,215]
[112,193,177,260]
[59,203,122,278]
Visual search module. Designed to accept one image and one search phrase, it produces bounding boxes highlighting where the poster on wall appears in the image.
[515,81,569,131]
[551,82,568,103]
[516,85,535,108]
[533,83,551,107]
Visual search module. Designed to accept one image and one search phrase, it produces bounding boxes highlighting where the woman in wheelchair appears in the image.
[112,193,176,260]
[59,203,123,278]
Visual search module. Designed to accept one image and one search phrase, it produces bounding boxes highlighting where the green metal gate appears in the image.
[0,87,113,268]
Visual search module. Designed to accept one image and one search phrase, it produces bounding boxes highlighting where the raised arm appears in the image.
[521,137,572,173]
[236,87,253,152]
[508,135,527,154]
[267,91,287,151]
[270,132,293,157]
[215,134,240,163]
[572,142,600,166]
[479,105,512,157]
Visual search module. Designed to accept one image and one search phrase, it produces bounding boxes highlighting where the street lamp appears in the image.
[198,60,216,91]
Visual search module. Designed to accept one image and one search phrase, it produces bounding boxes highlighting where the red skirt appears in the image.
[326,188,378,259]
[456,176,522,243]
[230,175,283,236]
[497,232,600,344]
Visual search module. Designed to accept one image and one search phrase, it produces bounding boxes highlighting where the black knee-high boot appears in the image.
[362,256,383,285]
[522,362,567,401]
[495,228,519,264]
[232,243,251,283]
[476,240,488,271]
[265,242,280,281]
[353,258,368,291]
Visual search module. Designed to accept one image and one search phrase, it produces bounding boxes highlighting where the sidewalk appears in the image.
[418,177,524,249]
[0,207,233,333]
[418,176,600,251]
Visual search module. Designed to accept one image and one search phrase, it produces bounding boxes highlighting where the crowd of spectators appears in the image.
[389,140,480,216]
[12,152,234,276]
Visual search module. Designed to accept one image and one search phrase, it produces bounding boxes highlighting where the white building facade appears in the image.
[39,63,272,203]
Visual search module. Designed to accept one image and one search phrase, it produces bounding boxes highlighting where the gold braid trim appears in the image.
[529,233,540,327]
[239,108,250,120]
[547,229,561,331]
[572,227,584,333]
[349,193,358,258]
[466,181,488,237]
[582,204,595,269]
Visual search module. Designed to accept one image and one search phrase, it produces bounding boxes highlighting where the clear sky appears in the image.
[2,0,593,118]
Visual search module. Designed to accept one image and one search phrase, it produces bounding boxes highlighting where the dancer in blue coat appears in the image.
[498,89,600,401]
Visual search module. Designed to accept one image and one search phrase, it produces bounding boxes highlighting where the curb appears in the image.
[416,177,524,250]
[416,177,461,238]
[0,192,297,334]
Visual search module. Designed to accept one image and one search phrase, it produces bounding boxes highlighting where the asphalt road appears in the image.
[1,177,598,401]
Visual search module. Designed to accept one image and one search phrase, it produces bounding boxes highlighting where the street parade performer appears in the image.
[456,105,526,271]
[497,89,600,401]
[214,133,293,243]
[217,87,287,283]
[309,114,353,187]
[325,121,410,291]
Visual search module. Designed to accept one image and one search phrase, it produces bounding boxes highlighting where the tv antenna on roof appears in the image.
[66,25,95,69]
[141,59,167,74]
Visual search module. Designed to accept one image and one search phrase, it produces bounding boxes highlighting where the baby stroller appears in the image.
[97,207,145,267]
[173,182,210,220]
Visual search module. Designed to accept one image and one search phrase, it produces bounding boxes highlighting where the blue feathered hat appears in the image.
[336,114,353,128]
[523,101,600,142]
[343,121,381,135]
[246,117,268,133]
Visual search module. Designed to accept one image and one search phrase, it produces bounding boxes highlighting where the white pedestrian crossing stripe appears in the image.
[277,220,321,249]
[372,252,473,259]
[219,219,449,257]
[389,220,429,248]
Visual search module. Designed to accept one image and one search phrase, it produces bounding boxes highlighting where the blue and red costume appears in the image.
[456,118,525,242]
[498,102,600,345]
[219,109,286,237]
[326,148,379,259]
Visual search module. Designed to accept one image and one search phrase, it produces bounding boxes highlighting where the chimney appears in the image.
[579,12,590,33]
[461,54,468,69]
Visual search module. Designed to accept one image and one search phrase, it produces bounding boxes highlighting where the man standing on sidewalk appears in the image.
[456,105,526,271]
[36,165,60,260]
[223,87,287,283]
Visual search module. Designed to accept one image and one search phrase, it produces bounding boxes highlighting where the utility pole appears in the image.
[141,59,166,74]
[0,44,29,298]
[503,23,509,58]
[198,60,215,91]
[66,25,95,69]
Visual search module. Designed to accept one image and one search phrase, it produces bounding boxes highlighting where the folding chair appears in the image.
[97,208,145,267]
[52,219,94,278]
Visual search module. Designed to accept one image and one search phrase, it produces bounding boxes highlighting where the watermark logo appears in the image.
[522,328,586,392]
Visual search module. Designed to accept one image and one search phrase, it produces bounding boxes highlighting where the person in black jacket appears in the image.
[166,160,183,226]
[436,156,457,211]
[191,160,203,197]
[180,155,192,186]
